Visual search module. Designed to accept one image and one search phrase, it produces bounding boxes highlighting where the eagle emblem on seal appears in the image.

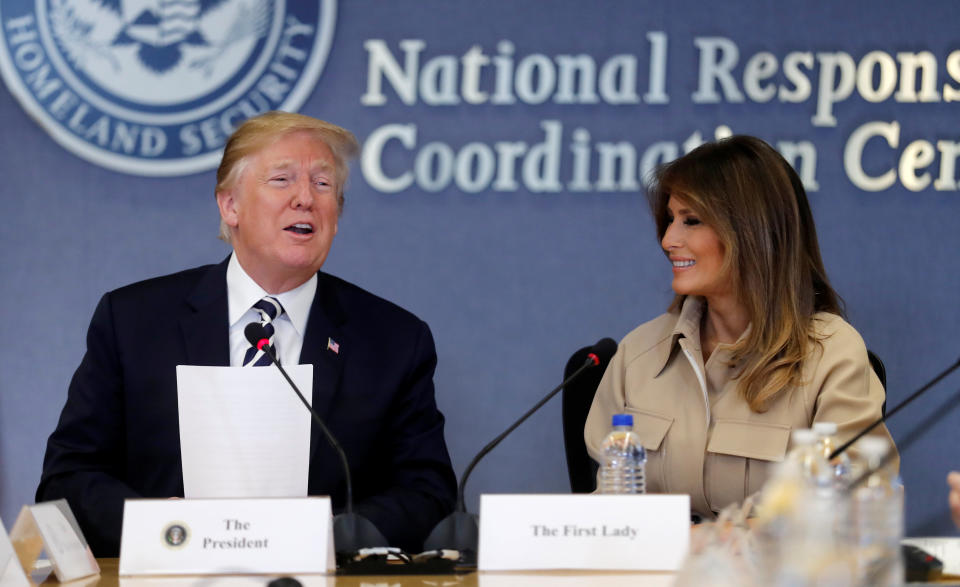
[49,0,270,75]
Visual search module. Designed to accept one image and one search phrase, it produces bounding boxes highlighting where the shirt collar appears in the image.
[652,296,706,375]
[226,252,317,338]
[653,296,752,374]
[672,296,705,346]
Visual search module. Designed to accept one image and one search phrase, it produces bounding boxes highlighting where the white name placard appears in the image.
[119,497,334,575]
[478,494,690,571]
[0,517,29,587]
[9,500,99,582]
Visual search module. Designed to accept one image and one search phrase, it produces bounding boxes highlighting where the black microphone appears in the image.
[243,323,388,560]
[829,355,960,461]
[422,337,617,566]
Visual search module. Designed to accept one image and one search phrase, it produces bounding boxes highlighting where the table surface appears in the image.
[27,558,960,586]
[28,558,682,587]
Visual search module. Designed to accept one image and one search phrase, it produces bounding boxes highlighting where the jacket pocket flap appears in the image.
[625,408,673,451]
[707,420,791,462]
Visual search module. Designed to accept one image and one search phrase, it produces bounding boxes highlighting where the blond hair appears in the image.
[649,136,843,412]
[215,111,359,242]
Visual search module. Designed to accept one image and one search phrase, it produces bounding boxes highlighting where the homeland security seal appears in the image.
[0,0,336,176]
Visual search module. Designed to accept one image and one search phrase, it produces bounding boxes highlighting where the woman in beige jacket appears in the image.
[585,136,895,520]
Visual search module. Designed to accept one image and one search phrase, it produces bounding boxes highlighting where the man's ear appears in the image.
[216,189,240,228]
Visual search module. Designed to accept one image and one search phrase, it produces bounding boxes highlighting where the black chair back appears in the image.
[561,345,608,493]
[867,349,887,416]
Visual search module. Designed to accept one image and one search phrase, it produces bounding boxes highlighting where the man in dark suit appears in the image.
[36,112,457,557]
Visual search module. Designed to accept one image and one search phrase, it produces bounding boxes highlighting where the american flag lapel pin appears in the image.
[327,337,340,354]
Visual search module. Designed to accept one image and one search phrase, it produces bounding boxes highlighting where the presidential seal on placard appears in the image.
[0,0,336,176]
[162,522,190,549]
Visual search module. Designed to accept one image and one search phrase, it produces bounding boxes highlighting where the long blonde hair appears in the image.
[649,136,843,412]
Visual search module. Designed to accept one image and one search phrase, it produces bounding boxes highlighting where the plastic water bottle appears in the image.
[851,436,903,586]
[760,429,854,586]
[598,414,645,494]
[813,421,852,486]
[785,428,833,486]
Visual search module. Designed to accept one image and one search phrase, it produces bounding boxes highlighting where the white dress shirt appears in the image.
[226,253,317,366]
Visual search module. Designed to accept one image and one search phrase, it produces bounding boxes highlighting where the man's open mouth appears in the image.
[285,223,314,235]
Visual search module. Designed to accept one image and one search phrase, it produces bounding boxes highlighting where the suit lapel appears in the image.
[180,258,231,366]
[301,272,347,462]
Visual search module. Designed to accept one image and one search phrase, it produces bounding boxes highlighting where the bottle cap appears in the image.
[813,422,838,436]
[612,413,633,427]
[856,435,890,462]
[791,428,817,445]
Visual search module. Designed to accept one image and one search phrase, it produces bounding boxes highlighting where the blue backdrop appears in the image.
[1,0,958,538]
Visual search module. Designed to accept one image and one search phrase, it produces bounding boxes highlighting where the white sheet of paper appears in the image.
[176,365,313,498]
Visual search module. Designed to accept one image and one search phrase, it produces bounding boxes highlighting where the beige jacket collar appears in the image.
[653,296,705,376]
[653,297,752,376]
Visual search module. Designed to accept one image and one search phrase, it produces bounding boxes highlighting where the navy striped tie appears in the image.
[243,296,284,366]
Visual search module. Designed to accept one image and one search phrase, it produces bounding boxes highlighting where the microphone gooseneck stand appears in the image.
[243,323,388,572]
[422,338,617,567]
